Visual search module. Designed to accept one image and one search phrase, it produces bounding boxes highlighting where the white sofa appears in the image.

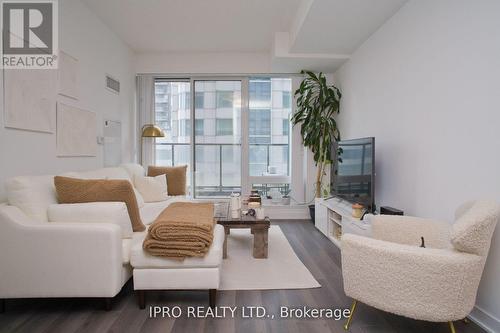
[0,163,219,311]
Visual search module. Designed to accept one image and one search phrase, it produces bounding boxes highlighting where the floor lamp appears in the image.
[141,124,165,165]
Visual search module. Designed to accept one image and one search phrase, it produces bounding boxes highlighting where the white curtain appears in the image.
[136,75,155,168]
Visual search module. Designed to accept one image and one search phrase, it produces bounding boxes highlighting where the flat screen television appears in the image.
[331,137,375,212]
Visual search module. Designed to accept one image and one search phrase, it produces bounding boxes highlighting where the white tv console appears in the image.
[315,197,373,248]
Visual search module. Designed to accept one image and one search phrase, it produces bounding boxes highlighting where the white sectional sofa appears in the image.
[0,163,223,311]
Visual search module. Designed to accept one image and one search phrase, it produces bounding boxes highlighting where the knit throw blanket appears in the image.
[143,202,215,259]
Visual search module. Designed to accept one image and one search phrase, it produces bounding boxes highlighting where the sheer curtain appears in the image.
[136,75,155,168]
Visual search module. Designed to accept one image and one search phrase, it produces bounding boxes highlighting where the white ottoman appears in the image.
[130,224,224,309]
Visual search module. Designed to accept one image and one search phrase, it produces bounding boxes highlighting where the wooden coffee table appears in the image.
[216,214,271,259]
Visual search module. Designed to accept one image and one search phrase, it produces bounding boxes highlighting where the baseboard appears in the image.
[263,204,310,220]
[469,305,500,333]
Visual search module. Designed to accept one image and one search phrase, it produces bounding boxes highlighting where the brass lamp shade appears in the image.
[141,124,165,138]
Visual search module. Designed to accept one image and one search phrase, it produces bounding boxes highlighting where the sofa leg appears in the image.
[104,298,112,311]
[343,300,357,331]
[209,289,217,309]
[137,290,145,310]
[0,299,5,313]
[448,321,456,333]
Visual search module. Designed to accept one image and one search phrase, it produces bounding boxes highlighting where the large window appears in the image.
[154,81,191,191]
[153,77,292,198]
[195,80,241,198]
[248,78,292,177]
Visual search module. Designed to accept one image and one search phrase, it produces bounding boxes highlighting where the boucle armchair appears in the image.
[341,201,500,332]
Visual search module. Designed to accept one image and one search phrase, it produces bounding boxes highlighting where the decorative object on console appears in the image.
[147,165,188,196]
[380,206,404,215]
[292,70,341,198]
[248,202,260,209]
[140,124,165,164]
[53,176,146,231]
[248,190,262,204]
[230,192,241,218]
[351,203,364,219]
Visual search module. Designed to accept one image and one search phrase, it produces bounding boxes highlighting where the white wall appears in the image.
[334,0,500,331]
[0,0,136,201]
[136,52,271,74]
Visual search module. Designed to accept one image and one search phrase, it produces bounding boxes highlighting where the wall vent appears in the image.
[105,75,120,94]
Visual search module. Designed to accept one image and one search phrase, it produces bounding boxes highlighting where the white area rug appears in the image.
[220,225,321,290]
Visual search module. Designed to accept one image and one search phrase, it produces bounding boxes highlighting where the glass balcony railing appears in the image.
[155,143,289,198]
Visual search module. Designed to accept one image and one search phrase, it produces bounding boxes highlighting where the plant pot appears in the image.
[308,204,315,223]
[281,196,291,205]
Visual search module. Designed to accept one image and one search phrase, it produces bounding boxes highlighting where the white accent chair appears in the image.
[0,164,201,311]
[341,201,500,333]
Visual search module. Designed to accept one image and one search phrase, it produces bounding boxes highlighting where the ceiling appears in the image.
[82,0,408,71]
[82,0,302,53]
[290,0,407,54]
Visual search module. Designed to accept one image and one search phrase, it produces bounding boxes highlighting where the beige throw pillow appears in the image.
[147,165,187,196]
[134,175,169,202]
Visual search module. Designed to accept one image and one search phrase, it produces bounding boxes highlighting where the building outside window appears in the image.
[195,119,204,136]
[216,119,234,136]
[154,81,191,191]
[282,119,289,136]
[153,77,292,198]
[216,91,233,108]
[195,91,204,109]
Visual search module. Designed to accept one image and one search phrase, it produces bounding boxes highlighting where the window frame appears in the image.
[153,76,294,198]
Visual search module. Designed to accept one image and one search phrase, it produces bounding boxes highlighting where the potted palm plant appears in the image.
[292,71,342,221]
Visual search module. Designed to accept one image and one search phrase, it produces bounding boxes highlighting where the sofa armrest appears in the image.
[341,234,483,321]
[371,215,451,248]
[48,202,132,238]
[0,205,124,298]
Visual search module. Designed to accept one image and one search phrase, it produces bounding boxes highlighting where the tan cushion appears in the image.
[147,165,187,196]
[53,176,146,232]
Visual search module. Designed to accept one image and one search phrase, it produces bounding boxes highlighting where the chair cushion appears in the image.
[54,176,146,232]
[5,175,57,222]
[451,200,500,256]
[130,224,224,269]
[147,165,187,196]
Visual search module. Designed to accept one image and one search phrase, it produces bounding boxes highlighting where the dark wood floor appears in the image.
[0,220,485,333]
